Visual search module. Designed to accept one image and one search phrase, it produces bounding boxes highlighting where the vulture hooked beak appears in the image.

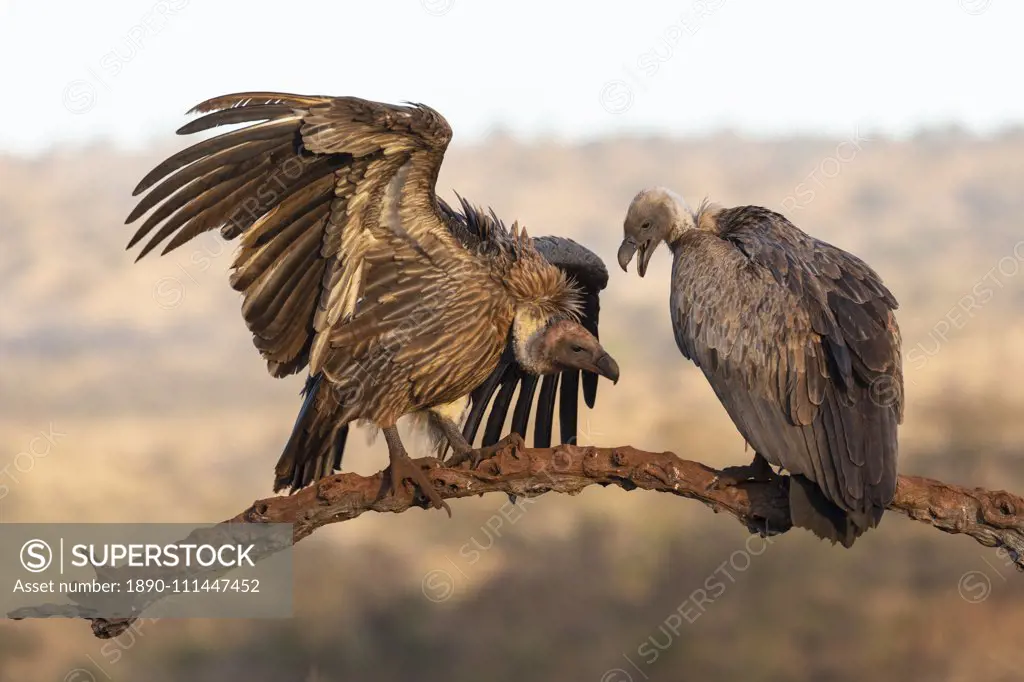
[593,352,620,385]
[617,238,653,278]
[551,321,621,386]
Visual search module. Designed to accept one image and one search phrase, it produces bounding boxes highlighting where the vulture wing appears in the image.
[442,198,609,449]
[672,206,902,520]
[126,92,459,380]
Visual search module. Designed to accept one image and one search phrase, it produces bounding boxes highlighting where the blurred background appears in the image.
[3,1,1024,680]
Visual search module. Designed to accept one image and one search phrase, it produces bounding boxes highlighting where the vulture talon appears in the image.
[497,432,526,452]
[479,432,526,462]
[387,455,451,517]
[384,426,451,516]
[445,448,482,469]
[450,432,526,469]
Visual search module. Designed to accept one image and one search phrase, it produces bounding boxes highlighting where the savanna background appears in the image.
[3,1,1024,681]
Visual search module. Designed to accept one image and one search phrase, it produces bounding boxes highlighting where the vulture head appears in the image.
[515,317,619,384]
[618,186,695,277]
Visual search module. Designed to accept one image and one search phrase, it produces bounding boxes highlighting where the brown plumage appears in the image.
[618,187,902,547]
[126,92,620,512]
[438,198,612,452]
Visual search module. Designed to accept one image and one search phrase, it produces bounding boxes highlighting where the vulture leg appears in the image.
[429,414,478,467]
[706,451,778,491]
[383,426,451,517]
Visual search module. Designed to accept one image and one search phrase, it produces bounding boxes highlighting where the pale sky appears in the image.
[1,0,1021,155]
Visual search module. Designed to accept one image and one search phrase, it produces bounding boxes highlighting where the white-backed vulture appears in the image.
[617,188,902,546]
[126,92,619,514]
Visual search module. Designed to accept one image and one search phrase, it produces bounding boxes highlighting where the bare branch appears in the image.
[18,441,1024,638]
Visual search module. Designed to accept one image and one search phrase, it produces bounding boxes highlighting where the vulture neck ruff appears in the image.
[667,198,722,254]
[511,309,553,375]
[500,237,582,375]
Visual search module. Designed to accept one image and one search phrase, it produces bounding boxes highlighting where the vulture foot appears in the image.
[383,426,451,516]
[445,448,483,469]
[707,452,777,491]
[447,432,525,468]
[452,432,526,469]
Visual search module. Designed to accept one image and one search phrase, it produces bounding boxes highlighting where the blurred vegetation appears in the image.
[3,130,1024,680]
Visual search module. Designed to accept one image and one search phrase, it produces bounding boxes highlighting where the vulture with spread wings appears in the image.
[618,188,902,547]
[126,92,619,514]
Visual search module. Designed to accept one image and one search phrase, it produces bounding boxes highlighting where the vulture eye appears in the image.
[571,344,585,353]
[641,221,652,231]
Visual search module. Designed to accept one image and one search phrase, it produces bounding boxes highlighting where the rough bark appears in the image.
[10,440,1024,638]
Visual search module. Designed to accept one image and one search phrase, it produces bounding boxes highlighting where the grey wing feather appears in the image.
[673,206,901,515]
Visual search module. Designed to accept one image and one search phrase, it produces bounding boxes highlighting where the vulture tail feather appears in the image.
[273,374,351,493]
[788,475,882,548]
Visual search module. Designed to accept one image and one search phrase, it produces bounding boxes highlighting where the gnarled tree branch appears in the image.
[14,441,1024,638]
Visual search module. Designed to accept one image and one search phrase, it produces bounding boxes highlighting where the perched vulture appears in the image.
[618,188,902,547]
[126,92,619,514]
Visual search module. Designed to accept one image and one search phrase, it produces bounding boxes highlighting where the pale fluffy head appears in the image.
[618,187,717,277]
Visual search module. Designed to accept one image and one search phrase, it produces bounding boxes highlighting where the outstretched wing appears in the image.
[442,199,609,449]
[126,92,456,379]
[673,205,902,516]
